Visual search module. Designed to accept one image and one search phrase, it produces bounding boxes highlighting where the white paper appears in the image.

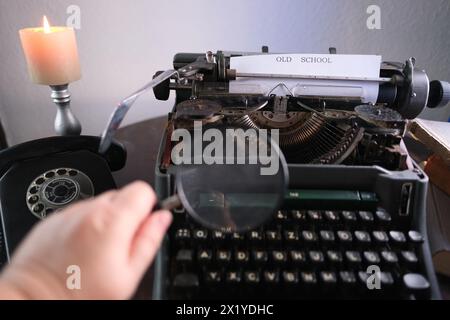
[229,54,382,104]
[230,54,381,78]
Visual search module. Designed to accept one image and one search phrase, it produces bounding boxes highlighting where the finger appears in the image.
[128,210,172,276]
[108,181,157,230]
[61,189,117,219]
[95,189,118,202]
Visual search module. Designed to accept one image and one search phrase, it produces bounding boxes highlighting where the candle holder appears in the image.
[50,84,81,136]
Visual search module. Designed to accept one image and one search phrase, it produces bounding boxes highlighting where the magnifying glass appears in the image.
[155,126,289,233]
[97,66,288,232]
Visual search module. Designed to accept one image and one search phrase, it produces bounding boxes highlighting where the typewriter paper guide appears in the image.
[230,54,382,104]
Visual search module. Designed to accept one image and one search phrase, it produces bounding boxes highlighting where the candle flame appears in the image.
[43,16,51,33]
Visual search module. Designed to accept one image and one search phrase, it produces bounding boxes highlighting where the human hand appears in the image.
[0,181,172,300]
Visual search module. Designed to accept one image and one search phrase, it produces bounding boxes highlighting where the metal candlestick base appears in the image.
[50,84,82,136]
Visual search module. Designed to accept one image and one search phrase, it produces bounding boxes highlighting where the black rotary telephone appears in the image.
[0,136,126,267]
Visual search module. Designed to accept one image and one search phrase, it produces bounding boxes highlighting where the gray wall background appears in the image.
[0,0,449,146]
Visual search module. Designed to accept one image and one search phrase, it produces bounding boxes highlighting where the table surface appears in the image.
[114,117,450,300]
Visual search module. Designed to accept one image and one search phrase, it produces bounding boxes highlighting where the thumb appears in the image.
[128,210,172,276]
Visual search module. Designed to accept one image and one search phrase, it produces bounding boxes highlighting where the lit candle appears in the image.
[19,16,81,85]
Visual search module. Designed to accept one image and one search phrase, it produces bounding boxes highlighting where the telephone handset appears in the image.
[0,136,126,266]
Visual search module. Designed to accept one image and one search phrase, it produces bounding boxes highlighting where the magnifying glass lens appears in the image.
[176,161,286,233]
[158,125,288,233]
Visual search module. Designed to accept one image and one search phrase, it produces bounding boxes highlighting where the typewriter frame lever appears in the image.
[395,57,431,119]
[177,54,215,79]
[98,54,216,154]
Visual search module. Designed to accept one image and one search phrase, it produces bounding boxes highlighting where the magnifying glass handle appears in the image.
[154,194,182,211]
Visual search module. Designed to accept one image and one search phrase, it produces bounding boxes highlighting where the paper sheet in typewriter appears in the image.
[229,54,382,104]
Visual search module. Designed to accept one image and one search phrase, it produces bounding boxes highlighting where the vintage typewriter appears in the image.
[151,48,450,300]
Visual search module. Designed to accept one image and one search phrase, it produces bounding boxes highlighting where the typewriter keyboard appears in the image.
[166,191,432,300]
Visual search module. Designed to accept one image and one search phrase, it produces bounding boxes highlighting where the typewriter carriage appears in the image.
[152,49,448,170]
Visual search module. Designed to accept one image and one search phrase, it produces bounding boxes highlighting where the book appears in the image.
[410,119,450,276]
[409,119,450,166]
[427,182,450,277]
